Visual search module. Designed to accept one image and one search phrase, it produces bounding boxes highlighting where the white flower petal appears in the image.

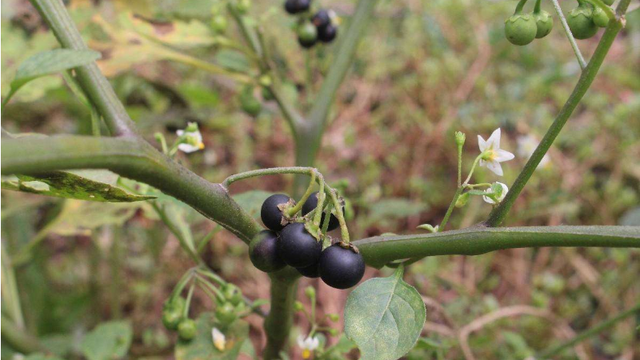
[486,128,501,149]
[493,149,515,162]
[176,130,185,136]
[178,143,201,153]
[309,336,320,350]
[483,182,508,204]
[477,135,488,152]
[479,159,487,167]
[212,328,226,351]
[297,335,306,348]
[486,160,504,176]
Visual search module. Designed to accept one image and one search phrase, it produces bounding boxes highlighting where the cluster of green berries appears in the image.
[566,0,611,40]
[249,193,365,289]
[162,283,245,341]
[284,0,339,48]
[504,0,554,46]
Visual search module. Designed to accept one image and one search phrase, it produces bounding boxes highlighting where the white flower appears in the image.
[297,335,320,359]
[477,128,515,176]
[176,124,204,153]
[483,182,508,204]
[517,135,550,168]
[212,327,226,351]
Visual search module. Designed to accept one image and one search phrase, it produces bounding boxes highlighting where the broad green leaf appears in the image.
[10,49,100,95]
[80,321,132,360]
[232,190,275,219]
[344,267,426,360]
[175,313,249,360]
[1,170,155,202]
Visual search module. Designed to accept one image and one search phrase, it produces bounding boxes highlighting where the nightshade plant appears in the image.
[1,0,639,359]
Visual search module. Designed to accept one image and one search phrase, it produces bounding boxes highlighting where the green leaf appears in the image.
[214,50,250,73]
[344,267,426,360]
[175,313,249,360]
[1,170,156,202]
[80,321,132,360]
[232,190,274,219]
[10,49,100,94]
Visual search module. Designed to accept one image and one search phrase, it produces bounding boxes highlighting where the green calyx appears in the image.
[567,3,598,39]
[533,10,554,38]
[592,6,610,28]
[505,13,538,46]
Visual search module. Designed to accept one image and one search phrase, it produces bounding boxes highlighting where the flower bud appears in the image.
[455,193,470,208]
[304,286,316,299]
[455,131,466,147]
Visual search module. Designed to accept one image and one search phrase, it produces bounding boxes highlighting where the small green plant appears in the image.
[1,0,638,359]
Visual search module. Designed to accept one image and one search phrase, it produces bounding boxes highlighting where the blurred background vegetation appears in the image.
[1,0,639,359]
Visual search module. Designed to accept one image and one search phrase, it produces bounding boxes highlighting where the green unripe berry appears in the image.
[211,15,228,33]
[238,86,261,117]
[178,319,197,340]
[504,13,538,46]
[592,7,610,28]
[602,0,614,5]
[222,284,243,306]
[533,10,554,38]
[297,21,318,43]
[215,302,237,326]
[293,301,304,312]
[328,313,340,322]
[567,4,598,39]
[162,308,183,330]
[304,286,316,299]
[234,0,251,14]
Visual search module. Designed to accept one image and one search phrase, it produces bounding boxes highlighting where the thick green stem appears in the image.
[294,0,380,193]
[485,2,631,227]
[537,302,640,358]
[1,136,261,243]
[29,0,137,137]
[263,269,300,360]
[354,226,640,268]
[1,315,47,354]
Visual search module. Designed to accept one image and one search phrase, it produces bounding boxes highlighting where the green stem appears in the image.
[1,245,25,329]
[353,226,640,268]
[1,315,47,354]
[550,0,587,69]
[537,302,640,358]
[1,136,262,244]
[534,0,542,13]
[263,269,300,359]
[29,0,137,137]
[485,1,631,227]
[439,187,463,231]
[514,0,529,14]
[286,171,316,216]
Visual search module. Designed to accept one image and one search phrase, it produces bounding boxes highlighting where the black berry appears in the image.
[296,261,320,278]
[319,244,365,289]
[249,230,286,273]
[261,194,292,231]
[312,9,331,29]
[318,24,337,43]
[301,192,341,231]
[278,223,322,268]
[284,0,311,14]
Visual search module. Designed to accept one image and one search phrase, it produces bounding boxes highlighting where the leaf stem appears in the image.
[550,0,587,70]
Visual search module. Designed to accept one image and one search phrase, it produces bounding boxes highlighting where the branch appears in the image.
[1,315,47,354]
[29,0,137,137]
[353,226,640,268]
[1,136,262,244]
[485,0,632,227]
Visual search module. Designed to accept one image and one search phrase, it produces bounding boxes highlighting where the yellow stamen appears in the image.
[302,349,311,359]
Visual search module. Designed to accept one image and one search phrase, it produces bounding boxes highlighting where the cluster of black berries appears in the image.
[249,193,365,289]
[283,0,338,49]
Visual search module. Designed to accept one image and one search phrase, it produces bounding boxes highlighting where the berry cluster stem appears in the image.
[550,0,587,69]
[514,0,530,14]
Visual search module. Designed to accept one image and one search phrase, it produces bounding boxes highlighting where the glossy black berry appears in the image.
[250,230,286,273]
[312,10,331,29]
[296,261,320,278]
[278,223,322,268]
[298,37,317,48]
[318,24,337,43]
[319,244,365,289]
[301,192,341,231]
[261,194,292,231]
[284,0,310,14]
